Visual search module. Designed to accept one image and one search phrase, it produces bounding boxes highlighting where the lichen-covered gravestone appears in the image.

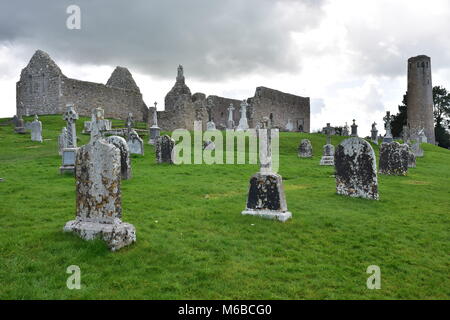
[405,144,416,168]
[298,139,313,158]
[156,135,175,164]
[106,135,132,180]
[127,129,144,155]
[241,118,291,222]
[60,105,79,174]
[379,142,409,175]
[335,137,379,200]
[30,115,42,142]
[63,107,136,251]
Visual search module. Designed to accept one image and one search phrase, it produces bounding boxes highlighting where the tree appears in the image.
[433,86,450,148]
[391,92,408,138]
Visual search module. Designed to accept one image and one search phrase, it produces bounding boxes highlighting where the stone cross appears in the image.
[383,111,393,143]
[342,122,349,136]
[152,102,159,127]
[259,116,272,173]
[371,122,378,143]
[228,104,235,122]
[90,107,105,142]
[63,104,79,148]
[125,112,134,131]
[323,123,333,145]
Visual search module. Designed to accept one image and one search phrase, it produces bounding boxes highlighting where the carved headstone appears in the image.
[127,129,144,155]
[351,119,358,137]
[63,108,136,251]
[371,122,378,145]
[14,116,26,134]
[227,103,235,129]
[60,105,79,174]
[58,127,68,155]
[411,141,424,158]
[30,115,43,142]
[406,144,416,168]
[320,123,334,166]
[298,139,313,158]
[379,142,408,175]
[335,137,379,200]
[105,135,132,180]
[156,135,175,164]
[236,100,249,130]
[241,121,291,222]
[63,104,79,148]
[148,102,161,145]
[383,111,394,143]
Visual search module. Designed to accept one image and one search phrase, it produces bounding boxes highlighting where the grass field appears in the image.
[0,115,449,299]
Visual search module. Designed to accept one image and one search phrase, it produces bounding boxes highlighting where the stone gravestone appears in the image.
[11,115,19,127]
[156,135,175,164]
[383,111,394,143]
[58,127,68,155]
[63,108,136,251]
[371,122,378,145]
[285,119,294,132]
[298,139,313,158]
[206,97,216,131]
[406,144,416,168]
[411,141,424,158]
[351,119,358,137]
[236,100,250,130]
[125,112,134,139]
[127,129,144,155]
[105,135,132,180]
[60,105,79,174]
[342,122,350,136]
[241,117,292,222]
[379,141,409,175]
[320,123,334,166]
[227,103,235,129]
[335,137,379,200]
[148,102,161,145]
[30,115,43,142]
[14,116,26,134]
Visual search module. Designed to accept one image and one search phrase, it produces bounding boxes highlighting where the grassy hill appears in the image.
[0,115,449,299]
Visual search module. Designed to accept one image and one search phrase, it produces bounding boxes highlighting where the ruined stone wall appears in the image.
[207,95,243,130]
[407,55,435,144]
[16,50,148,121]
[249,87,310,132]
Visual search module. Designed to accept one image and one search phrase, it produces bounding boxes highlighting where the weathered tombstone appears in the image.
[105,135,132,180]
[156,135,175,164]
[60,105,79,174]
[298,139,313,158]
[411,141,424,158]
[236,99,249,130]
[14,116,26,134]
[383,111,394,143]
[148,102,161,145]
[335,137,379,200]
[406,144,416,168]
[125,112,134,134]
[379,142,408,175]
[320,123,334,166]
[371,122,378,145]
[227,103,235,129]
[58,127,68,155]
[127,129,144,155]
[30,115,43,142]
[241,117,291,222]
[342,122,350,136]
[11,115,19,127]
[351,119,358,137]
[83,119,111,134]
[206,97,216,130]
[63,108,136,251]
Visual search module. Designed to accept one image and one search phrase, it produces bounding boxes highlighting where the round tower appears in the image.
[407,55,435,144]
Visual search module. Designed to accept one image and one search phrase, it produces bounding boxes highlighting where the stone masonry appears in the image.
[16,50,148,121]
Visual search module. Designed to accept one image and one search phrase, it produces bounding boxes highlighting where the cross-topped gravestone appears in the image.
[227,103,235,129]
[383,111,393,143]
[125,112,134,135]
[320,123,334,166]
[323,123,333,144]
[206,97,216,130]
[30,114,43,142]
[63,104,79,148]
[237,99,249,130]
[149,102,161,145]
[342,122,350,136]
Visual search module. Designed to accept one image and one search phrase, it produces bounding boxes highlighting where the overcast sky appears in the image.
[1,0,450,134]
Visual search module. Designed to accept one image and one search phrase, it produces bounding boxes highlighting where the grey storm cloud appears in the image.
[0,0,325,80]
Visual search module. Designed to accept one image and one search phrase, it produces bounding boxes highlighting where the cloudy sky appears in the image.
[1,0,450,134]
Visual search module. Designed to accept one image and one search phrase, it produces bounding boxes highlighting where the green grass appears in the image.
[0,115,449,299]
